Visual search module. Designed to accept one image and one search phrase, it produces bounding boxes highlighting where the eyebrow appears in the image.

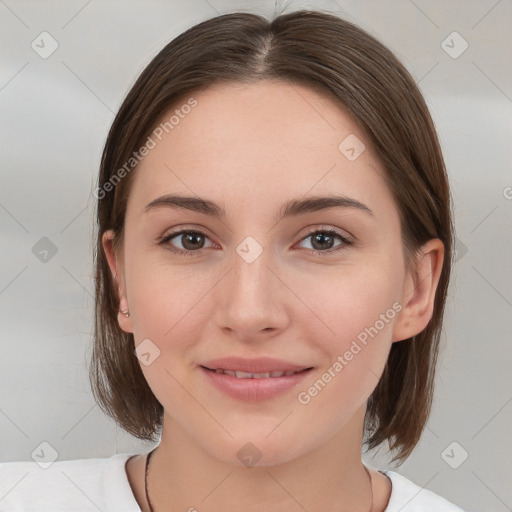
[144,194,374,219]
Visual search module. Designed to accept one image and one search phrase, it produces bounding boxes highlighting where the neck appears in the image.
[146,406,374,512]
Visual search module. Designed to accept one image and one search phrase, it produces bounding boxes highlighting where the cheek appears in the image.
[300,262,401,349]
[125,256,220,398]
[295,265,400,399]
[126,252,211,334]
[293,260,403,414]
[125,261,210,414]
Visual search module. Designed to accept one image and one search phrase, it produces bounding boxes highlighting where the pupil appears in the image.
[313,232,333,250]
[183,233,203,250]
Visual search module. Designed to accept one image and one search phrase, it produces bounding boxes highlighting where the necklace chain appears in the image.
[144,448,373,512]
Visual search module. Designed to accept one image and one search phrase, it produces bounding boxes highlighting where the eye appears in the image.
[297,228,353,255]
[158,227,353,257]
[158,229,215,256]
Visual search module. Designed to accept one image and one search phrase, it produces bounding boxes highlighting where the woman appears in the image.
[0,9,465,511]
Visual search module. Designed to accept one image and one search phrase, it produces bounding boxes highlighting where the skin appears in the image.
[102,79,444,512]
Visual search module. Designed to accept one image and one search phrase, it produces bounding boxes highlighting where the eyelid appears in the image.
[157,227,217,257]
[295,226,354,253]
[298,225,354,243]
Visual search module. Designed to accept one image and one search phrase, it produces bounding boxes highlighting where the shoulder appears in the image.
[0,453,141,512]
[383,470,466,511]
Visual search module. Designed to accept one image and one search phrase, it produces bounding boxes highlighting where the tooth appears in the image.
[235,371,254,378]
[220,370,300,379]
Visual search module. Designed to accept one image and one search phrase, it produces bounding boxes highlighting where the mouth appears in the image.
[199,357,314,401]
[200,366,312,379]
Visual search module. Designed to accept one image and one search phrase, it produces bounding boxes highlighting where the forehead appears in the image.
[126,79,396,221]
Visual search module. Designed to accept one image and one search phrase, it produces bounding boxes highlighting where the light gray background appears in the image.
[1,1,511,511]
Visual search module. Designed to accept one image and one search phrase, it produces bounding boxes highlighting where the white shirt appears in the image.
[0,453,465,511]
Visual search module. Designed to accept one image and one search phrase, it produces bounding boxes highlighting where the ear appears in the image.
[102,229,134,333]
[392,238,445,342]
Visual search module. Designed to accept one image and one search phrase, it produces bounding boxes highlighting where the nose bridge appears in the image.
[232,244,272,299]
[215,236,287,334]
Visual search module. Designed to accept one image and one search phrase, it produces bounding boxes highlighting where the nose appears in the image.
[214,243,290,341]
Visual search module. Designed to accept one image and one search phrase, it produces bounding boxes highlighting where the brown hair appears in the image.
[90,9,453,464]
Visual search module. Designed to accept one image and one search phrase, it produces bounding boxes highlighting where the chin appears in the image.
[199,428,312,469]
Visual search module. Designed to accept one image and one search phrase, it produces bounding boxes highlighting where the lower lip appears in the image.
[200,366,312,402]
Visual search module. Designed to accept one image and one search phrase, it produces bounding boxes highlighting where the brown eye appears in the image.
[159,230,214,256]
[178,232,205,250]
[297,229,353,255]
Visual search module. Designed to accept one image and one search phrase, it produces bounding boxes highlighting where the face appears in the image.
[103,80,429,467]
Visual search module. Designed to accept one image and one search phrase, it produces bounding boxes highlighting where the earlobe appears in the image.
[392,239,444,342]
[116,308,133,333]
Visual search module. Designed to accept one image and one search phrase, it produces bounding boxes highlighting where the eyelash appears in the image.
[158,228,354,257]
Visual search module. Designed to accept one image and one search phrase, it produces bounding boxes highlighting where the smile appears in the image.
[200,364,313,401]
[204,367,308,379]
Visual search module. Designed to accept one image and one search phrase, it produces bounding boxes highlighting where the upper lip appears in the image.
[200,357,312,373]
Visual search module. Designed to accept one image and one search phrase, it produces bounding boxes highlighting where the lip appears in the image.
[199,357,313,402]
